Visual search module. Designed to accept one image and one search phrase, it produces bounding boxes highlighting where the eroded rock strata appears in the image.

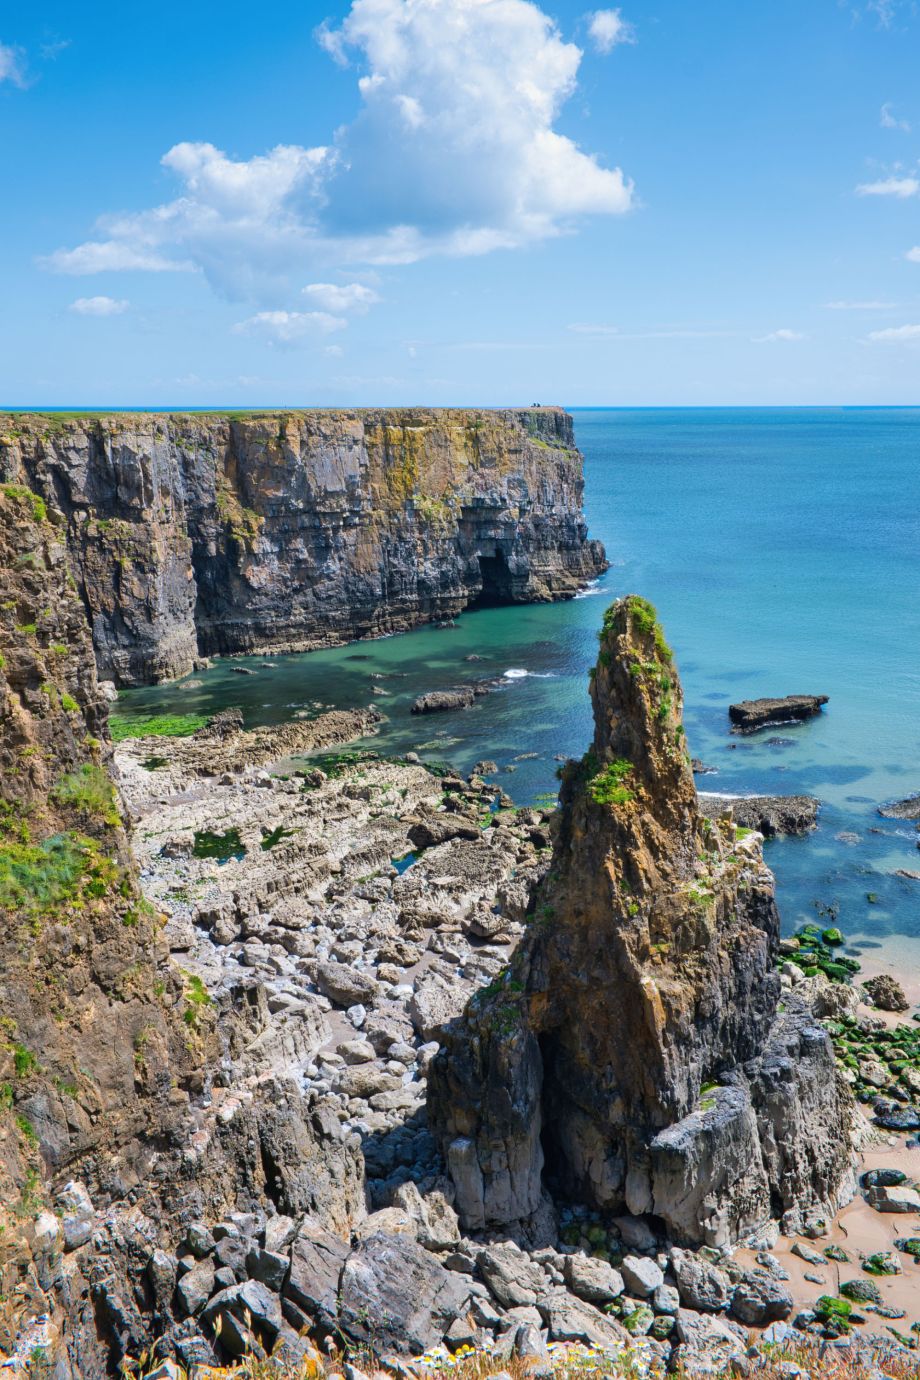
[0,408,607,686]
[428,596,854,1248]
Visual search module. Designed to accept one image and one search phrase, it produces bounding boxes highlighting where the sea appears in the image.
[115,407,920,990]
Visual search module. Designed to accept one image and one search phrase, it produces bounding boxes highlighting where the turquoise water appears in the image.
[117,408,920,980]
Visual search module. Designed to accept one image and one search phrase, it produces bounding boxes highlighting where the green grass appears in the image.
[0,832,93,916]
[0,482,46,522]
[588,757,636,807]
[50,763,120,827]
[11,1043,37,1078]
[182,973,214,1029]
[109,712,209,742]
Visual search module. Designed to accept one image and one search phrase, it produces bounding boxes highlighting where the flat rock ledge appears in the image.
[698,794,820,837]
[729,695,828,733]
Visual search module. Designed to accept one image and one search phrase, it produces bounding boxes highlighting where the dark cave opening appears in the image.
[468,550,514,609]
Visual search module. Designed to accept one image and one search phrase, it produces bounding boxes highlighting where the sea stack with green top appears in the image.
[428,594,855,1247]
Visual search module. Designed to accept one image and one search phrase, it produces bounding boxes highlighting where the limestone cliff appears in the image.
[428,595,854,1248]
[0,408,606,686]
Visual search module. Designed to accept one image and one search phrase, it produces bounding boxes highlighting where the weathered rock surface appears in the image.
[862,973,910,1012]
[0,409,606,686]
[697,793,820,837]
[728,695,828,733]
[429,596,854,1248]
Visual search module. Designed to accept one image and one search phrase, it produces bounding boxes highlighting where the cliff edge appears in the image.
[0,408,606,686]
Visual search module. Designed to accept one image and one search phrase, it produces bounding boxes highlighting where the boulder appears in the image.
[177,1260,215,1317]
[670,1250,731,1313]
[729,1270,793,1325]
[536,1290,631,1348]
[672,1310,747,1377]
[337,1233,474,1354]
[477,1244,546,1309]
[862,974,910,1012]
[392,1181,460,1252]
[202,1280,282,1355]
[563,1253,625,1304]
[315,962,380,1008]
[620,1255,664,1298]
[865,1183,920,1213]
[283,1216,350,1330]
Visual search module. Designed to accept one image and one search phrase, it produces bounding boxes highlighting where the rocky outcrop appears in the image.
[697,794,820,837]
[728,695,828,733]
[0,409,607,686]
[878,793,920,821]
[428,596,854,1248]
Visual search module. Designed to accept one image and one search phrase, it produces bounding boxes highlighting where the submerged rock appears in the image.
[878,793,920,820]
[728,695,828,733]
[429,595,854,1248]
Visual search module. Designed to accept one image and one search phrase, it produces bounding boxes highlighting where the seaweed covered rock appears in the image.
[428,595,854,1248]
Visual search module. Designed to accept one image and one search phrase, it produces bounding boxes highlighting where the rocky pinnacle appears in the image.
[428,595,854,1248]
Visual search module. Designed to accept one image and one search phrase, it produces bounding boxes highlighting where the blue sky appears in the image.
[1,0,918,406]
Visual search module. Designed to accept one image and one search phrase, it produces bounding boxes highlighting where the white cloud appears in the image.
[0,42,26,86]
[46,241,194,274]
[856,176,919,198]
[69,295,129,316]
[233,309,347,345]
[324,344,345,357]
[880,102,911,131]
[43,0,633,304]
[753,329,806,343]
[867,323,920,341]
[907,246,920,262]
[824,299,896,309]
[303,282,380,313]
[586,9,635,54]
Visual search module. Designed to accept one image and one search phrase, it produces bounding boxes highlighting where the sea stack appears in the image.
[428,595,854,1247]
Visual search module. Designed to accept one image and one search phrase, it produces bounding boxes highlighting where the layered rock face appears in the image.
[429,595,853,1248]
[0,487,368,1373]
[0,408,606,686]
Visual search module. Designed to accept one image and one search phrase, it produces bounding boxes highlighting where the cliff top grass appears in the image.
[1,405,565,422]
